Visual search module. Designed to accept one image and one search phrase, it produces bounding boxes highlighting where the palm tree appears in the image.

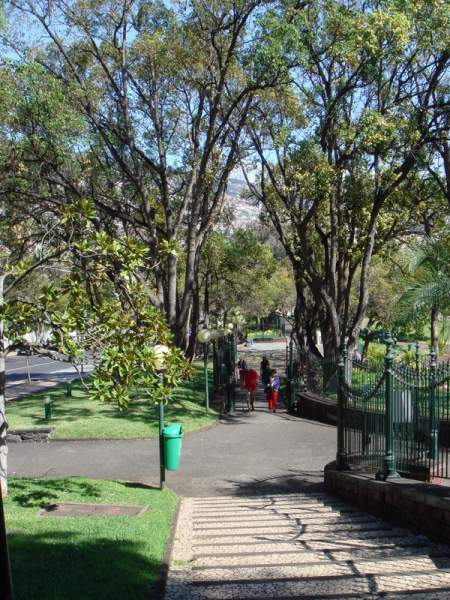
[397,235,450,354]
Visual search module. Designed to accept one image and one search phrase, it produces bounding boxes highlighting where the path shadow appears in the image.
[224,469,326,497]
[119,481,160,491]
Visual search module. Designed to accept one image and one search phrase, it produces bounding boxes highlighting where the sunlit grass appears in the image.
[7,363,217,439]
[5,477,177,599]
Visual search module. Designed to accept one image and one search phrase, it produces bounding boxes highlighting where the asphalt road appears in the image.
[9,389,336,497]
[5,355,93,400]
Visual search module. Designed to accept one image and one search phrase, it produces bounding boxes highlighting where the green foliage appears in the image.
[6,364,216,439]
[366,344,386,364]
[245,0,449,356]
[200,228,295,320]
[5,478,177,598]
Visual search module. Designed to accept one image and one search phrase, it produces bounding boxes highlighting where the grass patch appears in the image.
[248,328,281,339]
[4,477,177,600]
[7,363,217,440]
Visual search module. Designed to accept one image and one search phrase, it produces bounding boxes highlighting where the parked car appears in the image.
[16,346,32,356]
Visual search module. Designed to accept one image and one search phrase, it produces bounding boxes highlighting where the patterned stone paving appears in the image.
[165,492,450,599]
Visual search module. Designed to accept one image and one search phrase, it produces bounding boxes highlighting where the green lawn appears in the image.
[248,328,282,339]
[4,477,177,600]
[7,363,218,439]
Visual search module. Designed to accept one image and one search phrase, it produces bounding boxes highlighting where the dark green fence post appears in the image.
[429,347,438,460]
[212,340,217,390]
[227,333,236,413]
[377,333,400,480]
[204,342,210,412]
[158,372,165,490]
[287,339,293,410]
[336,344,349,470]
[415,340,420,372]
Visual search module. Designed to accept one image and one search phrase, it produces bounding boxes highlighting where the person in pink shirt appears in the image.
[267,369,280,413]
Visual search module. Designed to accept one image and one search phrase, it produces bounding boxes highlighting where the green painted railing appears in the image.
[212,334,237,412]
[287,337,450,482]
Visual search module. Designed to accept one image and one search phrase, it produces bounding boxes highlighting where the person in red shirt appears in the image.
[242,368,258,411]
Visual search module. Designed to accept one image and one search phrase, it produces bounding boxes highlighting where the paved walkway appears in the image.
[166,492,450,599]
[10,369,450,597]
[9,388,335,496]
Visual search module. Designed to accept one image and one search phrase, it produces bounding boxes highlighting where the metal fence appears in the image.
[286,337,450,482]
[285,341,338,411]
[212,334,237,412]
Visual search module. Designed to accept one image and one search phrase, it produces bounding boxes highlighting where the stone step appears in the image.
[192,526,411,542]
[193,512,377,525]
[192,553,450,575]
[193,549,450,568]
[166,495,450,600]
[192,498,330,506]
[193,537,432,556]
[193,544,449,563]
[190,562,354,581]
[165,570,450,599]
[193,505,355,517]
[194,521,393,534]
[188,557,450,582]
[192,493,333,503]
[193,497,345,506]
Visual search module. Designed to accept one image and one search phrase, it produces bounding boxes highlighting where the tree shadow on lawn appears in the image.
[8,531,161,600]
[10,478,101,508]
[10,369,211,430]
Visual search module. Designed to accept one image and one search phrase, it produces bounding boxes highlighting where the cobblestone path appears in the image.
[165,492,450,599]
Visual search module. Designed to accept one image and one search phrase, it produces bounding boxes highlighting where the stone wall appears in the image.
[296,391,337,425]
[7,428,53,443]
[325,462,450,544]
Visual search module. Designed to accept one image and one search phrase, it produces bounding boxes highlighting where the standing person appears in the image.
[260,356,270,387]
[238,359,247,386]
[267,369,280,413]
[243,367,258,411]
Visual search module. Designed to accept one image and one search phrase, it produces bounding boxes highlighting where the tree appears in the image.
[199,229,293,323]
[244,0,450,358]
[0,64,188,495]
[6,0,282,354]
[396,235,450,354]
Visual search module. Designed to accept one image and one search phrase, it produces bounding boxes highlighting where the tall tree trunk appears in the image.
[431,305,439,356]
[203,277,210,327]
[167,254,178,328]
[361,336,371,361]
[0,275,7,497]
[186,285,200,360]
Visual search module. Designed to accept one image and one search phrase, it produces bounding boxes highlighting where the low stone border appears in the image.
[7,428,53,443]
[325,462,450,544]
[296,391,337,424]
[252,336,287,343]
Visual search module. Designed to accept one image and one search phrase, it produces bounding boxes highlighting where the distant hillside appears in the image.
[226,177,260,227]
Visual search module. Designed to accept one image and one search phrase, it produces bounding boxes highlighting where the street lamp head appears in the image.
[197,328,212,343]
[153,344,170,372]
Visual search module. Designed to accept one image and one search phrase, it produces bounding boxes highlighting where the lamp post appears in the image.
[154,344,169,490]
[197,328,212,411]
